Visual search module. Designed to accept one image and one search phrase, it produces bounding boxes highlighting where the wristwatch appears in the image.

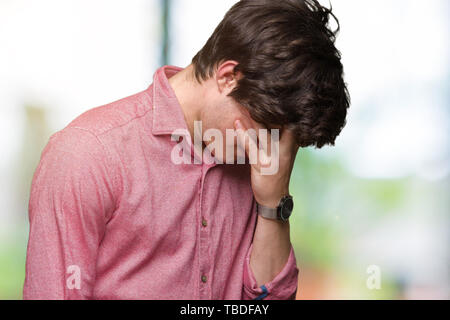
[256,195,294,222]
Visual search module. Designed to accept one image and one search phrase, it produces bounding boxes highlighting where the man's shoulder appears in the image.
[66,88,153,137]
[42,87,154,171]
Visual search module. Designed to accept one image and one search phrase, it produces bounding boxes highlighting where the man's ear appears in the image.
[215,60,241,94]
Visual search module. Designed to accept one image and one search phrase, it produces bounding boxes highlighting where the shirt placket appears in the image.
[198,163,215,300]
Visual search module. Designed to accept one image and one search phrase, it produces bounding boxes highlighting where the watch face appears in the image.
[279,196,294,221]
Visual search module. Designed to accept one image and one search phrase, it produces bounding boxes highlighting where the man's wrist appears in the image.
[256,193,294,222]
[255,189,290,209]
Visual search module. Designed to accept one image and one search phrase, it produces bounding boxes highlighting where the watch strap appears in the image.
[256,203,279,220]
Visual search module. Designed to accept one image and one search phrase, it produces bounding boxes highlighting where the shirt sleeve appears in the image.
[23,127,118,300]
[242,243,299,300]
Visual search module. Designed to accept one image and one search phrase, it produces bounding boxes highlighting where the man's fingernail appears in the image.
[235,120,242,129]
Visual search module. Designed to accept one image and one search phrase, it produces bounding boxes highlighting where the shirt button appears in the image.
[202,219,208,227]
[201,275,208,283]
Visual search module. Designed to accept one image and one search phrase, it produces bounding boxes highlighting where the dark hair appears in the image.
[192,0,350,148]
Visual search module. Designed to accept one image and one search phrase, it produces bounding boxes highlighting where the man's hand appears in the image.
[234,119,299,289]
[234,120,300,208]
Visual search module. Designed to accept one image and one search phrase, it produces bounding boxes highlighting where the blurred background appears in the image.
[0,0,448,300]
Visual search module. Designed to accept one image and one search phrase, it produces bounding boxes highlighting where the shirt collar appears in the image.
[149,65,217,167]
[151,65,189,136]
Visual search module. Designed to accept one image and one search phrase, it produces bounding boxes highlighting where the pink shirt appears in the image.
[23,65,299,300]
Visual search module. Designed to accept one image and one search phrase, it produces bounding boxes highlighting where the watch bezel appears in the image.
[277,195,294,221]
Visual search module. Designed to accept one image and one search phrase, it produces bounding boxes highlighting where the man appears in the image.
[23,0,349,300]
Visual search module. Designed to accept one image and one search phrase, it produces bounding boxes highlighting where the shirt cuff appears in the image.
[242,243,299,300]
